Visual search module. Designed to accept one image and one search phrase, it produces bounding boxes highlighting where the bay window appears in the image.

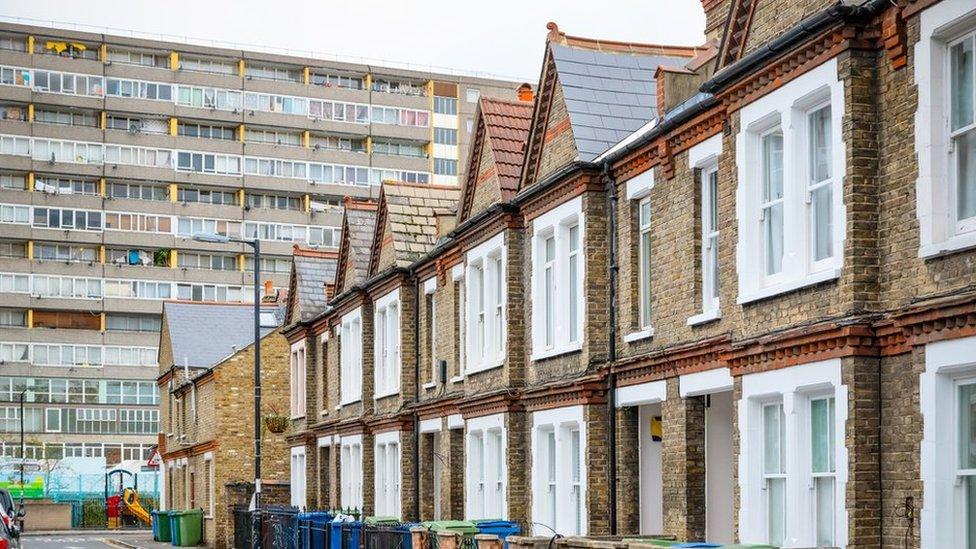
[374,290,400,398]
[532,406,586,536]
[290,342,306,418]
[762,402,786,546]
[466,414,506,520]
[531,197,584,360]
[375,433,401,518]
[340,309,363,405]
[740,359,847,547]
[465,234,506,373]
[638,198,652,329]
[339,436,363,510]
[736,59,845,303]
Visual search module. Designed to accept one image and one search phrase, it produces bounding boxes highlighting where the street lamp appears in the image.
[17,388,31,534]
[191,233,262,547]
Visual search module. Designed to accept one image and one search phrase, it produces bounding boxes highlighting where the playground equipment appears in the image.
[105,468,151,528]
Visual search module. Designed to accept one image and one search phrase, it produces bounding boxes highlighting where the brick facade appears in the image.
[275,1,976,547]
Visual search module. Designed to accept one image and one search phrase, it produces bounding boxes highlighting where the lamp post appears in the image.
[18,389,30,508]
[192,233,262,547]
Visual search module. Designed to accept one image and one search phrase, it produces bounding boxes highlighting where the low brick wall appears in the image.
[22,499,72,531]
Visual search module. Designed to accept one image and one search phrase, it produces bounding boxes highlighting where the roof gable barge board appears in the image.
[284,246,339,328]
[334,200,378,295]
[521,22,697,191]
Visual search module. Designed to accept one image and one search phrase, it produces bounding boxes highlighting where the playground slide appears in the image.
[122,488,152,525]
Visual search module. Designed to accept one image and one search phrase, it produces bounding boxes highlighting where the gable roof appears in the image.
[458,96,534,221]
[521,22,700,187]
[369,182,460,274]
[162,302,284,368]
[334,199,378,294]
[284,245,338,326]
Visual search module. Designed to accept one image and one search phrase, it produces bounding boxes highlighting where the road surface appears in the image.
[24,532,168,549]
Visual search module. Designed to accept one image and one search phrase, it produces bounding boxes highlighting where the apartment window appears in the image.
[175,283,246,303]
[290,342,307,418]
[104,145,172,168]
[762,402,786,546]
[176,86,242,111]
[246,193,301,211]
[0,204,29,224]
[109,182,168,201]
[467,416,506,520]
[310,134,365,152]
[309,163,371,186]
[0,135,29,156]
[465,234,505,372]
[34,244,97,263]
[244,256,292,274]
[104,279,172,300]
[34,177,98,196]
[0,174,25,190]
[374,434,401,518]
[106,115,169,135]
[32,275,102,299]
[244,92,308,116]
[374,290,401,398]
[0,343,28,363]
[178,252,236,271]
[434,158,458,176]
[177,218,241,238]
[340,309,363,405]
[434,96,457,115]
[373,139,425,158]
[244,157,307,179]
[531,198,584,359]
[176,151,241,175]
[0,66,29,87]
[309,100,369,123]
[106,49,167,68]
[178,122,236,141]
[104,212,173,233]
[434,128,458,146]
[0,36,25,52]
[245,128,302,146]
[32,138,103,165]
[737,60,844,302]
[34,108,97,127]
[120,409,158,434]
[371,106,429,127]
[102,346,157,366]
[532,408,585,535]
[246,64,300,82]
[105,314,161,333]
[179,187,237,205]
[32,70,104,97]
[372,79,425,96]
[291,446,307,508]
[105,79,173,101]
[180,56,236,75]
[370,169,429,186]
[0,241,26,259]
[0,309,25,327]
[310,73,363,90]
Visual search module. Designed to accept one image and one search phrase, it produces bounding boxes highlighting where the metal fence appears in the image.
[260,506,300,549]
[362,524,412,549]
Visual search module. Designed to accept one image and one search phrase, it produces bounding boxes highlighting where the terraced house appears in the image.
[281,0,976,546]
[0,20,516,463]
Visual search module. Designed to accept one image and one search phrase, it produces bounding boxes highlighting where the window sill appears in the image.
[464,361,504,376]
[319,409,328,417]
[737,267,841,305]
[622,329,654,343]
[338,399,360,409]
[422,382,437,390]
[450,375,465,384]
[687,309,721,326]
[919,232,976,259]
[530,343,582,362]
[373,390,400,401]
[290,415,305,421]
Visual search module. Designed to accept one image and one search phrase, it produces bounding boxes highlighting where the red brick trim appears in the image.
[365,271,409,300]
[410,396,462,421]
[458,391,524,419]
[727,322,879,376]
[892,292,976,348]
[162,439,218,461]
[336,418,368,436]
[367,413,415,434]
[520,171,602,222]
[881,6,909,70]
[521,375,607,412]
[285,431,316,446]
[613,335,731,386]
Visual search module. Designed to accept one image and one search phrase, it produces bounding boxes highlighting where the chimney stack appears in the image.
[517,83,534,103]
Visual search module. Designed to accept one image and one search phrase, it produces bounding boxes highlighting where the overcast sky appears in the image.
[2,0,706,82]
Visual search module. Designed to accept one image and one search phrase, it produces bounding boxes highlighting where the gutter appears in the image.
[603,161,620,534]
[701,0,890,94]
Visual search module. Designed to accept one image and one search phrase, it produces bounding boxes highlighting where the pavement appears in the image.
[22,530,173,549]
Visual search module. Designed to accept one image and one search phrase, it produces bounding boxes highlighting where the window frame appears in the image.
[373,289,401,399]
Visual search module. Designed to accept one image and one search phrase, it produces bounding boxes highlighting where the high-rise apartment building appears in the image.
[0,20,519,466]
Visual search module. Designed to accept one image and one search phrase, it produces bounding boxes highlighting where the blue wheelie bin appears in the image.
[296,512,332,549]
[330,519,363,549]
[168,511,181,546]
[472,520,520,547]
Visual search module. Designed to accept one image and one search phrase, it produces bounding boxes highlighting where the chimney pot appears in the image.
[517,83,534,103]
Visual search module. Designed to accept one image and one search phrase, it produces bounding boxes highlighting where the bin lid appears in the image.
[364,515,400,524]
[674,544,722,548]
[473,519,518,527]
[423,520,479,533]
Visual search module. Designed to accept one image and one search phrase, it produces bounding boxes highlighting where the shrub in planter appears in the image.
[264,413,289,434]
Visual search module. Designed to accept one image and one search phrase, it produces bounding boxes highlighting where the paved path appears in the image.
[23,531,170,549]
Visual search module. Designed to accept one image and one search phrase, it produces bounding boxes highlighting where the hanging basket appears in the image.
[263,414,290,434]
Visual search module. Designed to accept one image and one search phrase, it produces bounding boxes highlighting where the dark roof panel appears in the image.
[163,302,283,368]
